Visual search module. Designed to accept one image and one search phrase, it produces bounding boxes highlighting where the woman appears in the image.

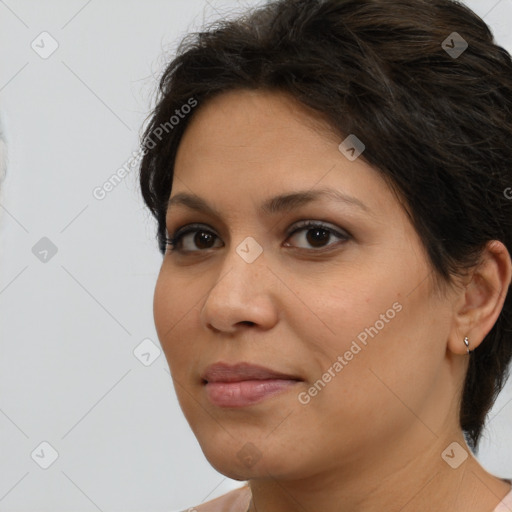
[139,0,512,510]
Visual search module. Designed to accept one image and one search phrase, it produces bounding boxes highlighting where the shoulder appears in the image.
[183,483,251,512]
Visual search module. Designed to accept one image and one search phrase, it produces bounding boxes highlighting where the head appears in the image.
[139,0,512,479]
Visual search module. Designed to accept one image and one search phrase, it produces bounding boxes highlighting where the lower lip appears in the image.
[204,379,300,407]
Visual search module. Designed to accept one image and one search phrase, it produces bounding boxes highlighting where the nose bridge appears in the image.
[212,234,266,297]
[200,235,273,331]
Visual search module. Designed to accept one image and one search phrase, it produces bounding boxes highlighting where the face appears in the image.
[153,89,460,481]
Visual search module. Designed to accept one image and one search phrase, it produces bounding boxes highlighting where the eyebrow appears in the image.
[167,188,372,217]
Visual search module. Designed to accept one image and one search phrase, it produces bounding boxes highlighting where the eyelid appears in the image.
[286,220,350,239]
[167,219,349,238]
[165,223,222,253]
[169,222,215,240]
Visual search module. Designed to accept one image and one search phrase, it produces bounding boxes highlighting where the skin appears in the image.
[153,89,512,512]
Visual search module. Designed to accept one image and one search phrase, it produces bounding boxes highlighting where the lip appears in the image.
[201,362,303,408]
[201,361,302,383]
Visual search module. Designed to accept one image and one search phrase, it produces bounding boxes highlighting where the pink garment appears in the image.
[494,486,512,512]
[186,482,512,512]
[189,484,250,512]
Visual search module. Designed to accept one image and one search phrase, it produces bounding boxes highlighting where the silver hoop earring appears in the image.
[463,336,470,354]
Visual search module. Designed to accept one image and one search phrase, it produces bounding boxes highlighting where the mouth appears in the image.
[201,361,303,408]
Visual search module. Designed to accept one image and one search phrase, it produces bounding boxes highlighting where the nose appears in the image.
[199,243,279,334]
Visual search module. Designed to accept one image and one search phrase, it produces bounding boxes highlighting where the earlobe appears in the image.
[447,240,512,355]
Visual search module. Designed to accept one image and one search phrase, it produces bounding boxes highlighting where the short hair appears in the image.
[139,0,512,451]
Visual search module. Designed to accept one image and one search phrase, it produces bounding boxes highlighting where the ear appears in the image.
[447,240,512,355]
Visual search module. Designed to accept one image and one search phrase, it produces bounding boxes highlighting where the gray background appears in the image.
[0,1,511,511]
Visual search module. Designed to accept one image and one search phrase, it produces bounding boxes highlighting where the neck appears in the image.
[246,429,510,512]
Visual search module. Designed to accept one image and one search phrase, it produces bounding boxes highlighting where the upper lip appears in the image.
[201,362,302,383]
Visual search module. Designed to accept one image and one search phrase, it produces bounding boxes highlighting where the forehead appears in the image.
[178,88,338,159]
[171,89,400,223]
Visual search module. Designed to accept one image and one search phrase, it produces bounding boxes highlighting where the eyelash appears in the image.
[164,220,350,254]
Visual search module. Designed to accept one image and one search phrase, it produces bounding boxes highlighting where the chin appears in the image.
[197,434,304,482]
[207,458,253,481]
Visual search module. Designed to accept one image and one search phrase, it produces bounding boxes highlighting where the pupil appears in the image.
[196,231,214,248]
[307,228,329,247]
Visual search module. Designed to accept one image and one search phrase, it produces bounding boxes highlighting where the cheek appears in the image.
[153,270,198,373]
[298,266,429,391]
[308,278,400,357]
[153,271,172,343]
[315,284,446,432]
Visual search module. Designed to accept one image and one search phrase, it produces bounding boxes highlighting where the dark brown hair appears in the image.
[139,0,512,451]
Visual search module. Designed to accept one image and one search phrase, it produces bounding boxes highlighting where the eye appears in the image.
[284,220,350,250]
[164,220,350,254]
[165,223,222,253]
